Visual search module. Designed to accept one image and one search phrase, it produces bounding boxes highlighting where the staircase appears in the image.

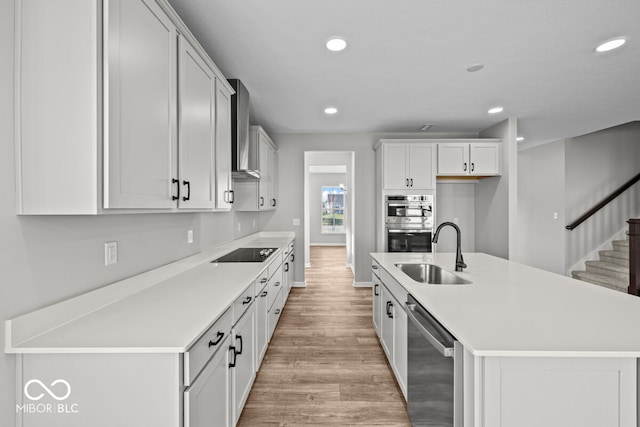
[572,238,629,292]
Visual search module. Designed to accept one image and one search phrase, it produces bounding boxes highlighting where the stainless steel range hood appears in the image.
[229,79,260,179]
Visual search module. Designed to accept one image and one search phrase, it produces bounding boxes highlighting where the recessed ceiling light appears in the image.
[467,63,484,72]
[595,38,626,53]
[516,136,524,142]
[324,107,338,115]
[326,37,347,52]
[488,106,504,114]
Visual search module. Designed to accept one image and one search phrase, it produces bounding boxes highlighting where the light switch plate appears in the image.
[293,218,301,226]
[187,229,193,244]
[105,241,118,266]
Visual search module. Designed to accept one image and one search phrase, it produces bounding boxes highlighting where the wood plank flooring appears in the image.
[237,246,411,426]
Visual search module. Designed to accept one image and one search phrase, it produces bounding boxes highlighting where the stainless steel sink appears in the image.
[394,263,472,285]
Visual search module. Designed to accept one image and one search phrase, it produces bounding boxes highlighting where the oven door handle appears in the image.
[405,302,454,357]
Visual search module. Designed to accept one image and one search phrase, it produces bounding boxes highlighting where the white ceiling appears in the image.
[168,0,640,147]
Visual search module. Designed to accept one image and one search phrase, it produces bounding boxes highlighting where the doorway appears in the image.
[303,151,355,284]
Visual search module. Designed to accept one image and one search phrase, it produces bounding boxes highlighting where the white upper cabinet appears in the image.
[14,0,234,214]
[104,0,178,209]
[215,82,234,210]
[234,126,278,212]
[176,34,216,210]
[437,141,501,176]
[382,142,436,190]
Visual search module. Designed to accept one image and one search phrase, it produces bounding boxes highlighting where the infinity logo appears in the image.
[24,379,71,401]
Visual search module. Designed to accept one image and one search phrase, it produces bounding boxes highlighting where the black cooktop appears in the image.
[211,247,277,263]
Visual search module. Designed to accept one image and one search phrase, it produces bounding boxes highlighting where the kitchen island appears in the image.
[372,251,640,427]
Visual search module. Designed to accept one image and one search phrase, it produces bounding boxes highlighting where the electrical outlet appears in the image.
[105,241,118,266]
[187,229,193,244]
[553,212,558,220]
[293,218,301,226]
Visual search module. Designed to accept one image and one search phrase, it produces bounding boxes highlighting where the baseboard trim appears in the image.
[353,281,373,288]
[292,281,307,288]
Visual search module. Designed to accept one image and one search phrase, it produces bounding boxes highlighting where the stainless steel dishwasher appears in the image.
[405,294,463,427]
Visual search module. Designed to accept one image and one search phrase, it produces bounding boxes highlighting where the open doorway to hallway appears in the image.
[303,151,355,285]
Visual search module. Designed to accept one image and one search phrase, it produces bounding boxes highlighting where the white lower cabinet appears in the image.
[184,338,232,427]
[373,262,408,399]
[268,289,284,341]
[230,305,256,425]
[255,280,269,369]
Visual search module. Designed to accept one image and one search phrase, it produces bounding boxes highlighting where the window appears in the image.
[321,186,345,233]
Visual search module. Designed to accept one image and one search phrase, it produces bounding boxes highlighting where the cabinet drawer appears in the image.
[233,284,255,325]
[372,259,382,279]
[267,257,282,279]
[267,263,283,310]
[255,269,269,295]
[184,307,233,386]
[268,288,283,341]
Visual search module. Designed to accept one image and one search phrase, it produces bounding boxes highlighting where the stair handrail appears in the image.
[566,171,640,231]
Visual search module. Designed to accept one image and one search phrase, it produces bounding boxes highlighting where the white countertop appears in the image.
[5,232,295,354]
[372,252,640,357]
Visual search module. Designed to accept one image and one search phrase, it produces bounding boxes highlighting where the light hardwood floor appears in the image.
[237,246,411,426]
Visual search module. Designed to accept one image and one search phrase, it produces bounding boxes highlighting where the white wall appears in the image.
[0,4,261,422]
[477,119,518,260]
[518,140,566,274]
[309,172,347,245]
[564,121,640,270]
[435,183,476,252]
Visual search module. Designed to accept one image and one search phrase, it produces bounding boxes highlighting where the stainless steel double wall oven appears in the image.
[385,195,434,252]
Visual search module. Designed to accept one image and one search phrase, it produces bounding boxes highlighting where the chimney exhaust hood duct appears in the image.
[229,79,260,179]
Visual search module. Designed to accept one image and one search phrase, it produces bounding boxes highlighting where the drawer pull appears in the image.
[284,263,289,272]
[228,346,236,368]
[274,282,281,287]
[242,296,252,305]
[374,283,379,296]
[260,278,268,284]
[208,331,224,347]
[372,265,379,270]
[261,291,268,297]
[235,335,243,355]
[274,309,281,315]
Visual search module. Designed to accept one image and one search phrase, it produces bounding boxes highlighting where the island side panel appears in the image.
[17,353,182,427]
[483,356,637,427]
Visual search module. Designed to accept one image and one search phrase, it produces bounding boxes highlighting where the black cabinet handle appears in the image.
[290,254,294,262]
[260,278,268,284]
[463,162,468,172]
[261,290,268,297]
[172,178,179,201]
[208,331,224,347]
[374,283,379,296]
[405,178,409,187]
[242,296,252,305]
[182,180,191,201]
[260,196,264,206]
[235,335,243,355]
[274,282,281,287]
[229,190,235,203]
[372,265,378,270]
[272,198,276,207]
[274,309,281,315]
[471,162,475,172]
[410,178,413,187]
[386,301,394,318]
[284,263,289,272]
[228,346,236,368]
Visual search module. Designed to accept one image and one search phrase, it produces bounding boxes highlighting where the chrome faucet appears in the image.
[432,222,467,272]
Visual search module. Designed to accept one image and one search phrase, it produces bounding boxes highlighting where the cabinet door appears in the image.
[255,284,269,369]
[408,143,435,189]
[258,135,270,210]
[470,142,501,175]
[232,307,256,424]
[104,0,178,209]
[437,143,470,175]
[177,35,215,209]
[215,81,233,209]
[372,277,382,337]
[184,338,232,427]
[382,144,409,190]
[380,286,394,359]
[269,147,278,209]
[392,297,408,398]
